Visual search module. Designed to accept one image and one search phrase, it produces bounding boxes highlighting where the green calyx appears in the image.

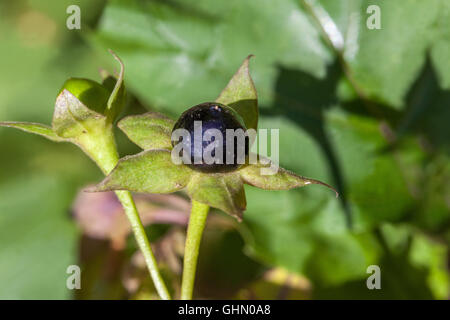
[59,78,111,115]
[0,51,126,173]
[93,55,338,220]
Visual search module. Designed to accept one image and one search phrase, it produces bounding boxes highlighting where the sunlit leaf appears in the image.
[93,0,331,114]
[430,0,450,89]
[304,0,445,109]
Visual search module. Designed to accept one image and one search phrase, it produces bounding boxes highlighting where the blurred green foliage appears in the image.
[0,0,449,299]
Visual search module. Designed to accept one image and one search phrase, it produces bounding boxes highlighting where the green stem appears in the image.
[180,200,210,300]
[84,125,171,300]
[115,190,171,300]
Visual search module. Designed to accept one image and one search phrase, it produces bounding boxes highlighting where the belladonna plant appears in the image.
[0,51,337,300]
[91,54,337,299]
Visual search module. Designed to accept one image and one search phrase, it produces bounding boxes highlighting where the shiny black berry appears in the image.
[171,102,249,173]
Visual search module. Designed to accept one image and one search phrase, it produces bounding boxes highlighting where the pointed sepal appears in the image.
[93,149,193,193]
[239,156,338,197]
[118,112,174,150]
[216,55,258,131]
[0,121,64,142]
[187,172,246,221]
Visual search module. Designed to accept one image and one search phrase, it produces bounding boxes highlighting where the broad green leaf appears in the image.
[118,112,174,150]
[418,157,450,231]
[430,0,450,89]
[0,122,63,142]
[187,172,246,221]
[305,0,445,109]
[242,187,379,285]
[258,78,414,230]
[326,110,414,226]
[94,149,192,193]
[408,230,449,299]
[216,55,258,131]
[312,223,447,299]
[239,155,338,196]
[240,117,376,286]
[324,108,414,229]
[347,0,438,109]
[52,89,106,139]
[92,0,331,114]
[239,110,416,286]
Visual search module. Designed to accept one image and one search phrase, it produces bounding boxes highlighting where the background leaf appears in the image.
[305,0,449,109]
[429,0,450,90]
[91,0,331,115]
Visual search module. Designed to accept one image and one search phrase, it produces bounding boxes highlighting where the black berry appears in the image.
[171,102,249,173]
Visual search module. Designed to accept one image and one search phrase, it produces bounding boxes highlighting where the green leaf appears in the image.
[430,0,450,89]
[94,149,192,193]
[92,0,331,114]
[408,229,449,299]
[238,110,420,286]
[239,155,338,196]
[187,172,246,221]
[0,138,97,299]
[242,187,379,286]
[52,89,106,139]
[312,223,448,299]
[118,112,174,150]
[324,108,415,229]
[304,0,445,109]
[0,122,64,142]
[216,55,258,131]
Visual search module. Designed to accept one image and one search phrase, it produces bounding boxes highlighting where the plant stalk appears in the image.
[115,190,171,300]
[85,125,171,300]
[180,200,210,300]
